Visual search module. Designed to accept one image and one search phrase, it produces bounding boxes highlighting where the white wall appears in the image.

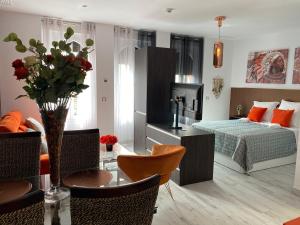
[231,29,300,89]
[0,11,41,119]
[156,31,170,48]
[0,10,115,135]
[95,23,114,134]
[202,38,233,121]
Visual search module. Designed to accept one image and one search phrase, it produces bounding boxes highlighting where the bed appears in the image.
[192,87,300,174]
[192,119,297,173]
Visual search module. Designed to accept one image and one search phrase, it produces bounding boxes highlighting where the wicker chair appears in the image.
[0,190,44,225]
[70,174,161,225]
[0,132,41,179]
[60,129,100,178]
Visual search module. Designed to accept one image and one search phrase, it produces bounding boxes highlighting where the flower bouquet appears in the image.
[100,135,118,151]
[4,27,94,203]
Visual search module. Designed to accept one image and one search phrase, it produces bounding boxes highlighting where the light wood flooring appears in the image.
[153,163,300,225]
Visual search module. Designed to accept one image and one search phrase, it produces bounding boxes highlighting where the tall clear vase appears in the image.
[39,100,70,204]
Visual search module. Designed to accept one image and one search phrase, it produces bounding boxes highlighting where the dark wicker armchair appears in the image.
[61,129,100,178]
[0,190,44,225]
[0,132,41,179]
[70,174,161,225]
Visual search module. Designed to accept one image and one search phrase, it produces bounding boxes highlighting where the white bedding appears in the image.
[238,118,300,145]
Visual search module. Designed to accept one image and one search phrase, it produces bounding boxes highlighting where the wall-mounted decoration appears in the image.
[246,49,289,84]
[236,104,243,116]
[292,47,300,84]
[212,77,224,98]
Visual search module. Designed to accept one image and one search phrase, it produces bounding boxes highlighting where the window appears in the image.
[171,34,204,84]
[137,30,156,49]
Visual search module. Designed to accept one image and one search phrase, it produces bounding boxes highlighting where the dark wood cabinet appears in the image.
[146,124,215,186]
[134,47,176,152]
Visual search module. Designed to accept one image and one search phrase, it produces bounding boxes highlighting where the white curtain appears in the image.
[114,27,137,144]
[41,17,64,49]
[41,18,97,130]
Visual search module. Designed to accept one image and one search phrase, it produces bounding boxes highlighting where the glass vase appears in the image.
[39,100,70,204]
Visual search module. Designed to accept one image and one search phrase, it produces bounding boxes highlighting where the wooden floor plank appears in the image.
[153,163,300,225]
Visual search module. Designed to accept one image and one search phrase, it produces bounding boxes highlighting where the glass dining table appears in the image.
[0,145,135,225]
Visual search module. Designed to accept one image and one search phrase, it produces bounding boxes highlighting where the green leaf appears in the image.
[64,27,74,40]
[58,41,65,50]
[29,38,37,47]
[76,76,84,85]
[52,41,58,48]
[3,32,18,42]
[85,39,94,46]
[9,33,18,41]
[36,45,47,54]
[15,44,27,53]
[66,76,75,83]
[3,36,10,42]
[23,86,35,99]
[44,88,57,103]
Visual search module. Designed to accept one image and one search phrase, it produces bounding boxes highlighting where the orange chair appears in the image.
[284,217,300,225]
[117,144,186,199]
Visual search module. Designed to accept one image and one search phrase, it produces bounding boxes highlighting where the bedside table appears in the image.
[229,115,246,120]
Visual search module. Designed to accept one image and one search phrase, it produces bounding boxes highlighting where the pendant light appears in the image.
[213,16,226,68]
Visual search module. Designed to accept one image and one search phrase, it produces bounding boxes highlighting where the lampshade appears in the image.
[213,16,226,68]
[213,41,223,68]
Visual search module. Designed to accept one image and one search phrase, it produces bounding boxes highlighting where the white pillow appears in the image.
[25,117,45,136]
[279,100,300,127]
[253,101,279,122]
[27,128,48,154]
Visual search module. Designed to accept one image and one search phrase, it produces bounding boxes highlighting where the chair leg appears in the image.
[165,182,174,200]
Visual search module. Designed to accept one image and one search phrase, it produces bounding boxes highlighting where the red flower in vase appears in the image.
[100,135,118,145]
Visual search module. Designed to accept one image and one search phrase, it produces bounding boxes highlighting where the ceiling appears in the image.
[1,0,300,39]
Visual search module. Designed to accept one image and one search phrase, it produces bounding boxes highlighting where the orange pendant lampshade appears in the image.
[213,41,223,68]
[213,16,226,68]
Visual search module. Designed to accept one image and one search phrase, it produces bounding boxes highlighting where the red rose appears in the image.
[83,60,92,71]
[45,54,54,63]
[79,58,92,71]
[100,135,118,144]
[65,56,75,63]
[12,59,24,68]
[14,67,29,80]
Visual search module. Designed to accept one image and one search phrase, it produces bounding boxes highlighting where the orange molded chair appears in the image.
[117,144,186,199]
[284,217,300,225]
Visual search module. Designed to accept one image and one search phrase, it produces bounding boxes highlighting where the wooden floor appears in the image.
[153,163,300,225]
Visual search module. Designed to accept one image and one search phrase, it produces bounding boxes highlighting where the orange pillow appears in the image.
[271,109,294,127]
[0,111,23,132]
[247,106,268,122]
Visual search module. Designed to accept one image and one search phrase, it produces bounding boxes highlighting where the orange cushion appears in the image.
[271,109,294,127]
[18,124,28,132]
[247,106,267,122]
[40,154,50,175]
[0,111,23,132]
[284,217,300,225]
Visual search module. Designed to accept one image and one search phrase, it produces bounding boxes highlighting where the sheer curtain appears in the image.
[114,27,137,144]
[41,18,97,130]
[65,22,97,130]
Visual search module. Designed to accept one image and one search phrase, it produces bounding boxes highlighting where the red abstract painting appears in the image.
[246,49,289,84]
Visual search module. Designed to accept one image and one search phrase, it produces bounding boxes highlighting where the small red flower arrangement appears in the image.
[100,135,118,145]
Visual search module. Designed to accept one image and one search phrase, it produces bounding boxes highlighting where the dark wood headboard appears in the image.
[230,88,300,117]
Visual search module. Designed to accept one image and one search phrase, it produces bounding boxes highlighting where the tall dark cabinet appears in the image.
[134,47,176,153]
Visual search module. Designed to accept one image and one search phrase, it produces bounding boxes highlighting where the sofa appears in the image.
[0,111,100,177]
[0,111,50,175]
